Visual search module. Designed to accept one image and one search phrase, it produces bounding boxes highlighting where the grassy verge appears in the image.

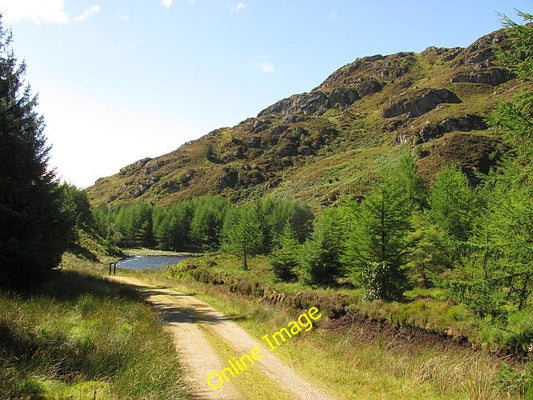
[191,284,508,400]
[0,258,189,400]
[150,253,530,399]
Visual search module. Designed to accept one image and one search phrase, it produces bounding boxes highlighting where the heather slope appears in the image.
[87,27,531,210]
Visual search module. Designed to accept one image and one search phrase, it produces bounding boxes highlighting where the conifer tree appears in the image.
[300,208,344,286]
[271,221,300,282]
[427,165,479,243]
[343,154,417,300]
[221,204,264,270]
[190,197,228,251]
[455,10,533,315]
[0,22,72,287]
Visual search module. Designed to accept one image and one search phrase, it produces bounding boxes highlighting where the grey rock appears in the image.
[252,118,271,133]
[279,144,298,157]
[383,88,461,118]
[143,159,170,175]
[283,115,303,124]
[395,114,488,144]
[328,87,360,108]
[451,68,514,86]
[233,146,246,159]
[247,136,262,148]
[455,28,507,68]
[290,91,329,115]
[219,168,238,188]
[258,91,328,117]
[354,77,384,96]
[119,157,152,176]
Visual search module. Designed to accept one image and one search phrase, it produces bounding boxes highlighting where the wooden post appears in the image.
[113,262,117,275]
[109,262,112,275]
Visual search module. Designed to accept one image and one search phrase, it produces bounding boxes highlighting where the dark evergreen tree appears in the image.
[343,153,418,301]
[351,183,414,300]
[0,23,72,287]
[190,197,229,251]
[259,197,313,250]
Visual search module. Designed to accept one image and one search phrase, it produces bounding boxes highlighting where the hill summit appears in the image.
[87,27,530,210]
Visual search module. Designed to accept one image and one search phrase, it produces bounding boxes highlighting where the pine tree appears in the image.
[300,208,344,286]
[427,165,479,242]
[221,204,264,270]
[343,157,417,300]
[0,22,72,288]
[270,221,300,282]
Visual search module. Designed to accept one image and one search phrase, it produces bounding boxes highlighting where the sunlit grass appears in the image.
[0,268,189,400]
[155,253,527,399]
[186,284,520,400]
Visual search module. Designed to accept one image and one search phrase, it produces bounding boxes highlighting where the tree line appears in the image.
[92,197,313,260]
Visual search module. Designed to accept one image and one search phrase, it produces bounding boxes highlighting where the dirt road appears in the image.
[110,276,334,400]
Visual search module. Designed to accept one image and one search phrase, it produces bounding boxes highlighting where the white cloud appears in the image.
[231,2,247,13]
[0,0,69,24]
[117,13,130,22]
[255,56,275,74]
[161,0,173,8]
[72,5,101,22]
[0,1,101,24]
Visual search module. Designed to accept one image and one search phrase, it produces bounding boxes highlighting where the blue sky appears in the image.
[1,0,531,187]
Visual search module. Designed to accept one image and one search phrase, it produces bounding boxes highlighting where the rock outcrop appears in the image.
[258,89,358,117]
[87,26,525,208]
[383,89,461,118]
[451,67,514,85]
[395,114,488,144]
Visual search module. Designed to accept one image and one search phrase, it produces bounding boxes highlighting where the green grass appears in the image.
[171,276,524,399]
[159,253,531,399]
[157,275,502,399]
[0,266,189,400]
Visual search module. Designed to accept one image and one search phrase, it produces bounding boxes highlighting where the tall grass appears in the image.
[0,270,189,400]
[164,260,528,400]
[196,287,526,399]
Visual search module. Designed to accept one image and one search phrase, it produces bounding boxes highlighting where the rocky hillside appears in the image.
[87,27,531,210]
